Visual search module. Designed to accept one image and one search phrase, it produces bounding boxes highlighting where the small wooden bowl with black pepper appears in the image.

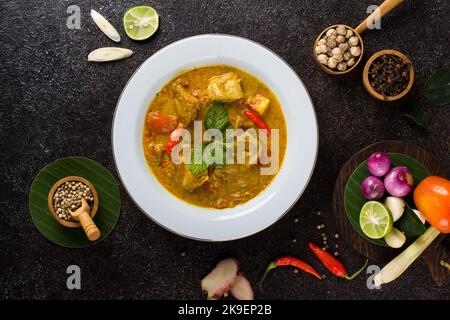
[363,49,414,102]
[48,176,99,228]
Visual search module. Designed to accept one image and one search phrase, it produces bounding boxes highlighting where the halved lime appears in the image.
[359,201,393,239]
[123,6,159,41]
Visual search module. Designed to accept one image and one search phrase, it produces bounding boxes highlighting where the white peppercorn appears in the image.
[350,46,361,57]
[339,43,348,52]
[345,29,353,39]
[348,36,359,47]
[317,54,328,64]
[337,62,347,71]
[315,44,327,54]
[326,28,336,37]
[327,57,338,69]
[343,51,351,61]
[326,47,333,57]
[336,25,346,36]
[331,47,342,56]
[326,37,337,49]
[53,181,95,222]
[336,35,346,44]
[316,25,361,72]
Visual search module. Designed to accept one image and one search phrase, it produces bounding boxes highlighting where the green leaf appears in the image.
[205,101,229,131]
[188,144,208,174]
[424,69,450,105]
[344,153,430,247]
[401,104,431,128]
[29,157,121,248]
[395,204,427,237]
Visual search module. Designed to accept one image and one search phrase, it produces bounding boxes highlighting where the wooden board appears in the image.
[332,140,449,286]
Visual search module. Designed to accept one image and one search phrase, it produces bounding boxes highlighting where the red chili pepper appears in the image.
[242,108,271,136]
[308,242,368,280]
[260,256,321,290]
[165,124,184,154]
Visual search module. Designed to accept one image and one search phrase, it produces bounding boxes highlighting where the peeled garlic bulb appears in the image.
[384,197,405,222]
[90,9,121,42]
[87,47,133,62]
[384,228,406,248]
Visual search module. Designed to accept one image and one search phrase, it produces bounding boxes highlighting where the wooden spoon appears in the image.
[69,198,101,241]
[355,0,404,35]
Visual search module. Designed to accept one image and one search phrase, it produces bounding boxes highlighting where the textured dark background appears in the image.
[1,0,449,299]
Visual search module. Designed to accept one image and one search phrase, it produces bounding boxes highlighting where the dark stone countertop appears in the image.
[1,0,449,299]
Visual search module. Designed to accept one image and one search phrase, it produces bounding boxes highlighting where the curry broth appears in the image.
[143,65,287,208]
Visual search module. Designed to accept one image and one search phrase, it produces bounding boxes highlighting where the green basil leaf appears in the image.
[205,101,229,131]
[424,69,450,105]
[395,204,427,237]
[401,104,431,128]
[188,144,208,174]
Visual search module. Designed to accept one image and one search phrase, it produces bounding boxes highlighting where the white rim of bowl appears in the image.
[111,34,319,241]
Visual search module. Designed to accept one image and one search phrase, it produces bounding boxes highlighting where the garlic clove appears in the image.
[87,47,133,62]
[384,196,405,222]
[412,209,426,224]
[90,9,121,42]
[384,227,406,248]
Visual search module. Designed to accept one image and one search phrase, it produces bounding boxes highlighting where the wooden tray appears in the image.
[332,141,449,286]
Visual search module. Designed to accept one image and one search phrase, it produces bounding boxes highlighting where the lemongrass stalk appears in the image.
[374,226,440,286]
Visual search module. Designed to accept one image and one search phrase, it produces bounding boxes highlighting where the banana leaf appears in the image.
[29,157,121,248]
[424,69,450,105]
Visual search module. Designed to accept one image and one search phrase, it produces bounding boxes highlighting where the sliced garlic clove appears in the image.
[90,9,121,42]
[87,47,133,62]
[384,227,406,249]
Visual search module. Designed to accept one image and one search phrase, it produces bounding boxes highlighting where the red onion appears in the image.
[384,166,414,197]
[361,176,385,200]
[367,152,391,177]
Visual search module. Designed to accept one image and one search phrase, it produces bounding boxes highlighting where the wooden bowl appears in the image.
[313,24,364,75]
[363,49,415,101]
[48,176,99,228]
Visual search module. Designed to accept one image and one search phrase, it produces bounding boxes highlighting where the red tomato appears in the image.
[414,176,450,234]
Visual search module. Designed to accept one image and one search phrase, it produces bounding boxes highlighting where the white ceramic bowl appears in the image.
[112,34,318,241]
